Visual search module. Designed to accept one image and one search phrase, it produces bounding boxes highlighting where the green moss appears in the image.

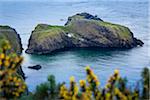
[96,21,131,39]
[35,24,67,31]
[33,24,70,42]
[33,20,132,43]
[35,29,63,42]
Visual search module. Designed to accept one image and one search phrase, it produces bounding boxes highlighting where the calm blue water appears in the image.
[0,0,149,91]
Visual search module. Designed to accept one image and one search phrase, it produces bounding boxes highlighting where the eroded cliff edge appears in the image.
[0,25,25,78]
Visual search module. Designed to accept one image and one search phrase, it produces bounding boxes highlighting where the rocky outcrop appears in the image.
[26,12,144,54]
[65,12,103,25]
[0,25,25,78]
[0,25,23,54]
[28,65,42,70]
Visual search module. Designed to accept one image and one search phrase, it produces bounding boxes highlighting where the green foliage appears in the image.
[19,93,34,100]
[48,75,56,94]
[141,67,149,99]
[21,75,60,100]
[34,82,49,100]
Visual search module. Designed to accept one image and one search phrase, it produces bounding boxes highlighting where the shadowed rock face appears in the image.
[26,12,144,54]
[0,25,24,78]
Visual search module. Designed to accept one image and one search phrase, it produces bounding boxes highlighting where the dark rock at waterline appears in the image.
[133,38,144,46]
[25,12,144,54]
[28,65,42,70]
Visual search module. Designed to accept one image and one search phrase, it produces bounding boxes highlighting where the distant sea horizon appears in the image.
[0,0,149,2]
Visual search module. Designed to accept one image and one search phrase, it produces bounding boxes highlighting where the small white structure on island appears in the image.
[67,33,74,38]
[68,34,72,37]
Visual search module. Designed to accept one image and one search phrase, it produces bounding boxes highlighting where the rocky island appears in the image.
[26,13,144,54]
[0,25,24,78]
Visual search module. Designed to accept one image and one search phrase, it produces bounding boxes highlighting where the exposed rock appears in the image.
[133,38,144,46]
[0,25,25,78]
[26,12,144,54]
[65,12,103,25]
[28,65,42,70]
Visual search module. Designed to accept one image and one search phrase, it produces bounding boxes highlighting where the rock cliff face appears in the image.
[0,25,24,78]
[26,13,143,54]
[0,26,23,54]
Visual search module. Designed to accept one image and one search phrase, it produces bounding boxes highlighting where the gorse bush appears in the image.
[59,67,135,100]
[59,66,149,100]
[0,40,26,99]
[23,66,149,100]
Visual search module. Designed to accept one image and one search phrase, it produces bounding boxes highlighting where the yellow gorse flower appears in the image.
[4,60,10,67]
[79,80,86,87]
[70,76,75,82]
[85,66,90,71]
[114,69,119,75]
[59,66,140,100]
[0,60,2,66]
[0,40,26,99]
[0,53,5,59]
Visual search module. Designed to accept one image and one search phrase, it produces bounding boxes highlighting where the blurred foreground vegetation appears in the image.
[0,40,26,99]
[0,41,149,100]
[20,67,149,100]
